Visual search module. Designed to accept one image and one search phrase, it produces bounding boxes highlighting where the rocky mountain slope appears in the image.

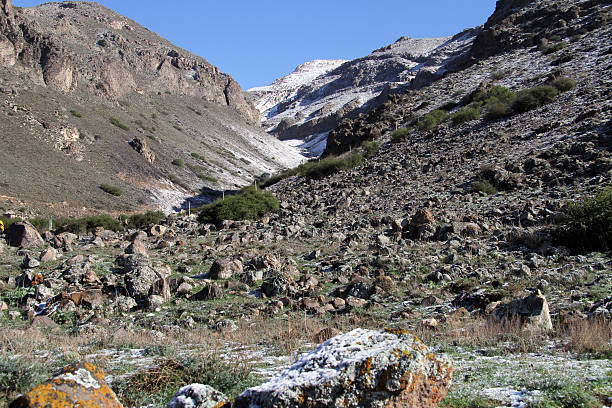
[0,0,303,215]
[247,28,479,155]
[1,0,611,407]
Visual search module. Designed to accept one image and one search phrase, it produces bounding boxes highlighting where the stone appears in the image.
[0,300,7,312]
[166,384,230,408]
[6,222,44,248]
[123,255,163,301]
[209,258,243,280]
[125,239,147,256]
[21,254,40,269]
[39,247,57,262]
[192,283,223,301]
[150,224,167,236]
[234,328,452,408]
[9,361,122,408]
[129,137,155,163]
[176,282,194,297]
[492,290,553,332]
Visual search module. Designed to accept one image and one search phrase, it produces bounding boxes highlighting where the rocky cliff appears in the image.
[0,0,303,215]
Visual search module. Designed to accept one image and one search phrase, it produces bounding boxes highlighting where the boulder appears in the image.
[125,239,147,256]
[234,328,452,408]
[166,384,230,408]
[492,290,553,331]
[8,361,122,408]
[39,247,57,262]
[209,258,243,280]
[6,222,44,248]
[192,283,223,301]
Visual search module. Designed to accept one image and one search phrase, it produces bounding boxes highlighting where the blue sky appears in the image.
[12,1,496,90]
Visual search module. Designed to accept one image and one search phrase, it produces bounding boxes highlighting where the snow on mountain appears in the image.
[248,60,347,120]
[247,29,480,156]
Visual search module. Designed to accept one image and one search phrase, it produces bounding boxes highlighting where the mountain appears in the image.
[0,0,303,215]
[246,29,478,155]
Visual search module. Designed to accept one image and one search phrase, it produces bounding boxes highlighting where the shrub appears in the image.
[451,106,481,125]
[0,216,23,230]
[417,109,448,131]
[198,186,279,225]
[100,183,122,196]
[70,110,82,118]
[109,117,130,131]
[186,163,217,183]
[474,85,516,105]
[112,357,259,407]
[171,158,184,167]
[29,216,51,232]
[191,152,206,162]
[541,41,567,54]
[361,140,380,158]
[300,152,363,179]
[513,85,559,113]
[54,214,123,234]
[391,128,410,143]
[471,179,497,195]
[0,357,49,406]
[485,101,514,120]
[551,77,576,92]
[126,211,166,229]
[559,186,612,253]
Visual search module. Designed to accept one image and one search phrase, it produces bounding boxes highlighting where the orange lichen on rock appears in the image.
[9,361,123,408]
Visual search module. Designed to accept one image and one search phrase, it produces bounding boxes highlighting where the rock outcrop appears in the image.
[9,361,123,408]
[233,328,452,408]
[492,290,553,332]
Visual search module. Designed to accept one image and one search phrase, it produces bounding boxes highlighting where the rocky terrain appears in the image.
[1,0,611,407]
[0,0,303,215]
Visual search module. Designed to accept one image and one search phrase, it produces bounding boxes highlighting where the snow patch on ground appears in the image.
[284,131,329,158]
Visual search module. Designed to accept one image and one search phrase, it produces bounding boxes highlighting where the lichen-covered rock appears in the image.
[166,384,230,408]
[9,361,122,408]
[233,328,452,408]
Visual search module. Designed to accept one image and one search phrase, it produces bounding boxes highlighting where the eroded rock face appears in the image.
[9,361,123,408]
[233,328,452,408]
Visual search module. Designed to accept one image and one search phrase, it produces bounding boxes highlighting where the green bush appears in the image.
[391,128,411,143]
[551,77,576,92]
[0,216,23,230]
[125,211,166,229]
[474,85,516,106]
[560,186,612,253]
[198,186,279,225]
[171,158,184,167]
[300,152,363,179]
[484,101,514,120]
[361,140,380,158]
[70,110,82,118]
[29,216,51,232]
[513,85,559,113]
[417,109,447,131]
[451,106,481,125]
[109,117,130,131]
[52,214,123,234]
[100,183,122,196]
[471,179,497,195]
[186,163,217,183]
[0,357,49,406]
[541,41,567,54]
[112,357,259,407]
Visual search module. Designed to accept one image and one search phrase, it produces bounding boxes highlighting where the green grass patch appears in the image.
[198,186,279,225]
[440,395,497,408]
[513,85,559,113]
[471,179,497,195]
[171,158,184,167]
[551,77,576,92]
[109,117,130,131]
[70,110,82,118]
[0,356,50,406]
[186,163,217,183]
[100,183,122,196]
